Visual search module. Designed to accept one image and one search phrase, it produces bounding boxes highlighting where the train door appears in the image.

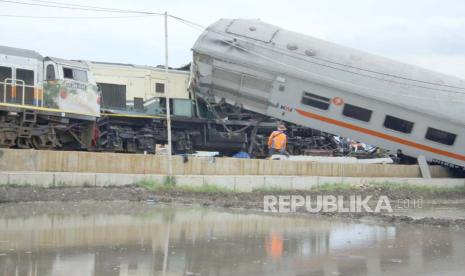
[15,67,36,105]
[267,75,295,119]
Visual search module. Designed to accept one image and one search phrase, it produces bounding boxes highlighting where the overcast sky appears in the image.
[1,0,465,79]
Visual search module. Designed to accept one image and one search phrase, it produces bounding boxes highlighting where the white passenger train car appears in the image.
[192,19,465,168]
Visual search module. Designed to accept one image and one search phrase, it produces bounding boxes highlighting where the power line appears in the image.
[28,0,151,13]
[0,0,163,14]
[0,13,156,19]
[28,0,163,15]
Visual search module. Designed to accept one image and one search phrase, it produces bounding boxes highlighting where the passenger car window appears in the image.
[343,104,372,122]
[384,115,414,133]
[425,127,456,145]
[301,92,330,110]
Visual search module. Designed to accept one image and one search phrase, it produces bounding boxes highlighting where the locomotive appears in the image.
[0,46,99,150]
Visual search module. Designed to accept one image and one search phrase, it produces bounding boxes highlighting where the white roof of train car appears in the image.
[194,19,465,126]
[85,61,190,75]
[0,45,43,60]
[45,57,90,70]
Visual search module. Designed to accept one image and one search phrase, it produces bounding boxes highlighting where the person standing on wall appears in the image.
[267,124,288,157]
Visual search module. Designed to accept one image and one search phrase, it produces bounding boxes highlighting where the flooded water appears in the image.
[0,202,464,276]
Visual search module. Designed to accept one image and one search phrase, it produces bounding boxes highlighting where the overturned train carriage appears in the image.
[192,18,465,168]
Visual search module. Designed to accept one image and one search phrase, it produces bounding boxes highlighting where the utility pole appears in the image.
[164,11,173,177]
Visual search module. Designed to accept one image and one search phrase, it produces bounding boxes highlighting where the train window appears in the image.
[63,67,88,82]
[301,91,330,110]
[155,83,165,93]
[63,67,73,79]
[16,69,34,85]
[0,66,12,83]
[383,115,414,133]
[342,103,372,122]
[46,64,55,80]
[425,127,456,145]
[73,69,88,82]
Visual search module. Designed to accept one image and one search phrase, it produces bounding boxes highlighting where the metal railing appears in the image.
[1,78,43,107]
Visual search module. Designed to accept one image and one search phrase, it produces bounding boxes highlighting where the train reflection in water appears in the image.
[0,202,464,275]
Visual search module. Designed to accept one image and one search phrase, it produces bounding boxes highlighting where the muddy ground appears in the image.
[0,185,464,228]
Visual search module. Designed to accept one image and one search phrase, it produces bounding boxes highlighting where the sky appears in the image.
[1,0,465,78]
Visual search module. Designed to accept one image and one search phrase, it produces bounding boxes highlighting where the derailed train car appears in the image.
[192,19,465,168]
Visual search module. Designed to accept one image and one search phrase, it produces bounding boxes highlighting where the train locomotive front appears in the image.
[0,46,100,149]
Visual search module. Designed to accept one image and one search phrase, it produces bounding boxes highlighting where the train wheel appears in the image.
[0,131,17,148]
[31,134,58,150]
[17,138,31,149]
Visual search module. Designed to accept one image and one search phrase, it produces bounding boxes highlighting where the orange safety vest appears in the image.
[268,130,287,150]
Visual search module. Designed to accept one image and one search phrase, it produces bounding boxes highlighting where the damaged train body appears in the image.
[192,19,465,168]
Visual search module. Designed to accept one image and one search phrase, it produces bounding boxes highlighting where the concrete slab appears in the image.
[318,176,343,186]
[203,175,235,190]
[54,172,96,187]
[0,173,9,185]
[175,175,205,188]
[8,172,54,187]
[95,173,138,187]
[264,176,293,190]
[292,176,318,190]
[0,172,463,191]
[137,175,166,185]
[234,176,265,192]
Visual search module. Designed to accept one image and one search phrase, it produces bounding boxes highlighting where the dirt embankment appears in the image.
[0,185,464,228]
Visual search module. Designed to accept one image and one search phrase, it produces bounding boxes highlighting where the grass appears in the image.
[134,178,233,193]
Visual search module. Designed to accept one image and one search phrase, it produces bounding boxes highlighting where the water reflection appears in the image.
[0,202,464,276]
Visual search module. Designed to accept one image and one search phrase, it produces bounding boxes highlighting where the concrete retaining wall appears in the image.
[1,172,463,192]
[0,149,451,178]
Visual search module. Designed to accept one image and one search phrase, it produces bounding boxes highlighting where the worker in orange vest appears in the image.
[267,124,287,157]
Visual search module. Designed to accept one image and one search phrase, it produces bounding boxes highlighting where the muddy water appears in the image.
[0,202,464,276]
